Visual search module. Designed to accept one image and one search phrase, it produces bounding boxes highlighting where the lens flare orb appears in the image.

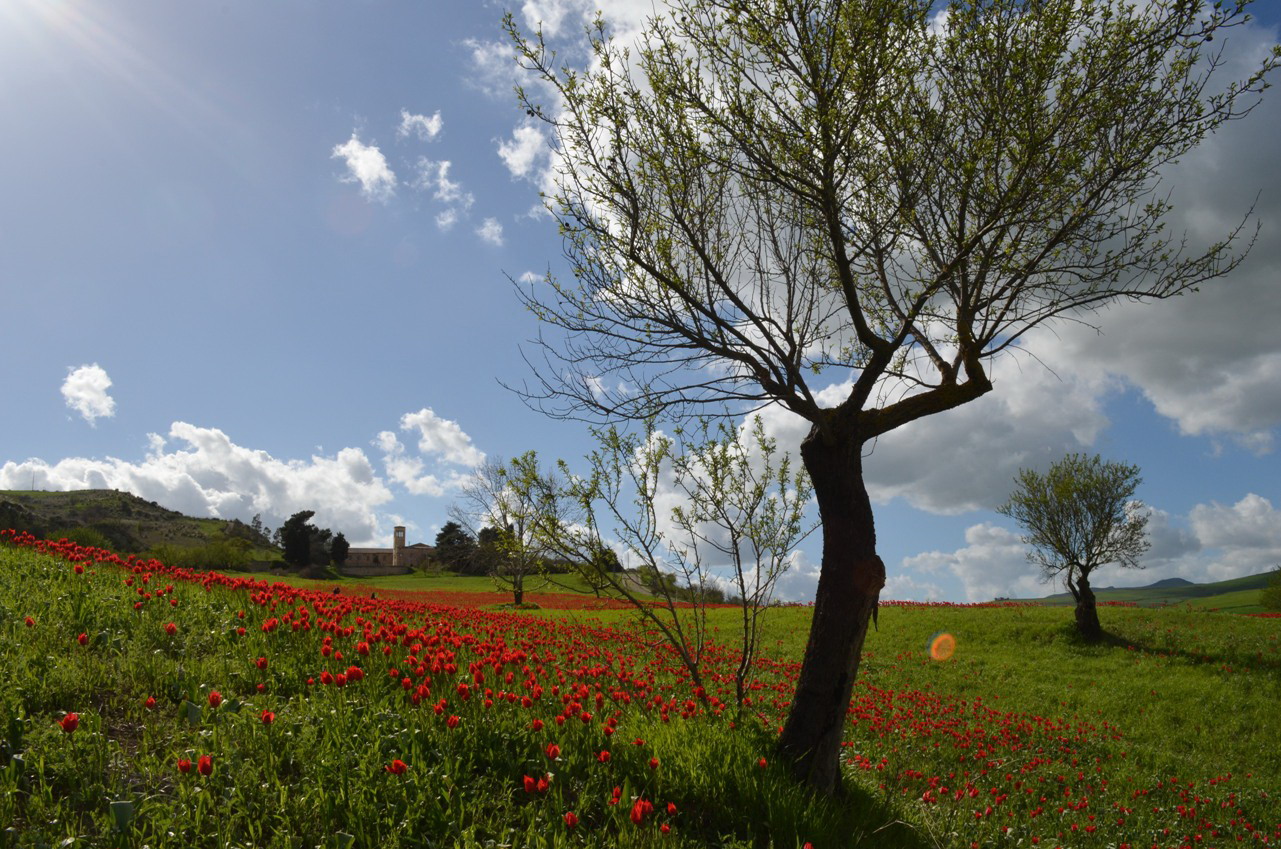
[928,632,956,661]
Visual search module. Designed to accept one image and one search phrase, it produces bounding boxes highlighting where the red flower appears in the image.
[163,622,177,636]
[255,656,268,670]
[24,616,34,628]
[523,774,537,793]
[260,710,275,725]
[446,715,460,729]
[320,670,334,685]
[667,802,678,815]
[758,757,768,769]
[197,755,213,776]
[385,759,408,775]
[546,743,561,760]
[177,758,192,774]
[630,798,647,825]
[77,632,88,646]
[144,696,157,710]
[345,665,364,682]
[564,812,578,828]
[661,824,671,835]
[208,690,222,709]
[59,713,79,734]
[531,719,544,731]
[649,757,660,770]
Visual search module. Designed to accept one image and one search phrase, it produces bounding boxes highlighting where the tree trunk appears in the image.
[513,585,524,606]
[1074,572,1102,642]
[778,423,883,794]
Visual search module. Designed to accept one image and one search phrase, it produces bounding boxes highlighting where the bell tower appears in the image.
[392,526,406,567]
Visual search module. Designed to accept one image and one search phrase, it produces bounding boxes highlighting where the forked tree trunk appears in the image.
[1074,572,1102,642]
[778,424,884,794]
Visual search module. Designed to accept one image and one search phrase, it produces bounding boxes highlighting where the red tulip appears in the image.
[197,755,213,776]
[59,713,79,734]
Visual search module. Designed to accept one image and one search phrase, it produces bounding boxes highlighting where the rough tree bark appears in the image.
[1068,572,1103,642]
[778,421,884,793]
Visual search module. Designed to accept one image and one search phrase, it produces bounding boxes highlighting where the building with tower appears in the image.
[343,525,435,575]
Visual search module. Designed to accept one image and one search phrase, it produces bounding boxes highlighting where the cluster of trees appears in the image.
[275,511,349,569]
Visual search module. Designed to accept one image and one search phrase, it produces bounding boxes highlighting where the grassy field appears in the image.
[2,533,1278,848]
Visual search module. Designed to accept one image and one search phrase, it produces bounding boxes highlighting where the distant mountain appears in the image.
[0,489,274,555]
[1143,577,1195,590]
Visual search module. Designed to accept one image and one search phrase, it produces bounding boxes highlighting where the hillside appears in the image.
[1016,570,1274,610]
[0,489,274,557]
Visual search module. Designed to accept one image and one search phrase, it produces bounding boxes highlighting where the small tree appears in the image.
[526,416,814,710]
[450,453,556,605]
[999,454,1150,641]
[433,521,477,572]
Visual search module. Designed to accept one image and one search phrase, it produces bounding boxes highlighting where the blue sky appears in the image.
[2,0,1280,603]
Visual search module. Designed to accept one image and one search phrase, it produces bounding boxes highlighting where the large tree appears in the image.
[998,454,1149,641]
[507,0,1277,792]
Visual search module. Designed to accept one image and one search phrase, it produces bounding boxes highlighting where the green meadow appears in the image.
[2,538,1278,848]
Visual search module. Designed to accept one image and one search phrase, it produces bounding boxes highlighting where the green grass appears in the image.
[2,539,1279,849]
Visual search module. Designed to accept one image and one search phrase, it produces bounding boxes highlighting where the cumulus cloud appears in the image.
[331,133,396,202]
[374,408,485,497]
[477,217,504,245]
[397,108,443,141]
[399,408,485,467]
[61,363,116,425]
[0,423,393,545]
[497,124,548,179]
[903,523,1043,602]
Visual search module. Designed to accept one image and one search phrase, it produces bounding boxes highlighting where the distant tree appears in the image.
[330,532,350,567]
[433,521,477,572]
[450,453,557,605]
[249,513,271,546]
[1261,566,1281,611]
[278,511,334,568]
[999,454,1150,641]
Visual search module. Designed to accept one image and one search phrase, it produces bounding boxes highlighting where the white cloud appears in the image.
[477,217,504,245]
[0,423,393,545]
[520,0,577,37]
[61,363,116,425]
[399,408,485,467]
[397,108,443,141]
[435,208,459,231]
[518,270,542,284]
[331,133,396,202]
[497,124,548,179]
[903,523,1043,602]
[374,408,484,497]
